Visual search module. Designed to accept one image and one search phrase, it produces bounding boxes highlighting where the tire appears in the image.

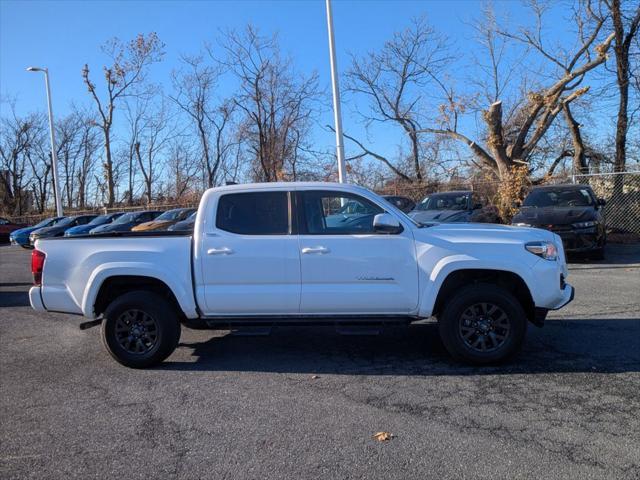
[438,283,527,365]
[101,291,181,368]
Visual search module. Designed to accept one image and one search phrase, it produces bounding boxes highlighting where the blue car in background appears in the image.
[29,215,98,246]
[64,212,125,237]
[9,216,66,248]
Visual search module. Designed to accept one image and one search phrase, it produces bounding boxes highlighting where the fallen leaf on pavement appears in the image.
[372,431,394,442]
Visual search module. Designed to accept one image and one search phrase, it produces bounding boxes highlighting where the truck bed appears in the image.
[33,234,197,319]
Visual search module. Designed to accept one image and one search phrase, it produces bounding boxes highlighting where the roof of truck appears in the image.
[207,182,369,192]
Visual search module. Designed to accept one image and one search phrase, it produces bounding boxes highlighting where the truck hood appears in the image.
[417,222,556,246]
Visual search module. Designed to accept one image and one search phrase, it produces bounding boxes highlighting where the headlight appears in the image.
[512,222,531,227]
[572,220,597,229]
[525,241,558,260]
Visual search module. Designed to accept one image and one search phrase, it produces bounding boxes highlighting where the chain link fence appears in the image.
[573,171,640,235]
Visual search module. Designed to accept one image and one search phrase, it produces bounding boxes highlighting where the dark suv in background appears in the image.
[512,184,606,259]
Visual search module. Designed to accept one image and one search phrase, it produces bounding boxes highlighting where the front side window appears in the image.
[217,192,289,235]
[300,191,383,235]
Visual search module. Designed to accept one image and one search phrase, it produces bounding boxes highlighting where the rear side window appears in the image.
[216,192,289,235]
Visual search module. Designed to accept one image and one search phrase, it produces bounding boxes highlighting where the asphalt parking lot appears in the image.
[1,244,639,479]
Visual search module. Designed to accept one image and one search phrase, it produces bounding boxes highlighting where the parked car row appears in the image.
[385,184,607,258]
[5,184,607,257]
[8,208,196,248]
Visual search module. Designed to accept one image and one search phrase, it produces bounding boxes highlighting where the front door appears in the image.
[199,190,300,315]
[297,190,419,315]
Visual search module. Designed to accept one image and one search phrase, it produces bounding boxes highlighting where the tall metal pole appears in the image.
[42,69,64,217]
[325,0,347,183]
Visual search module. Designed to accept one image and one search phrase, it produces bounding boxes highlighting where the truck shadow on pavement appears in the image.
[163,318,640,375]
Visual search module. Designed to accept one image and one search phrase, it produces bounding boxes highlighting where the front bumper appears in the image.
[551,284,574,310]
[556,231,602,252]
[531,225,603,253]
[29,286,46,312]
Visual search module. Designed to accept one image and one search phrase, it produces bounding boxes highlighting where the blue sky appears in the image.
[0,0,600,169]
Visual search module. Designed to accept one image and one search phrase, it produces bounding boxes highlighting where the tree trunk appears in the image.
[610,0,640,197]
[562,103,588,174]
[483,101,511,177]
[409,131,422,182]
[104,129,115,207]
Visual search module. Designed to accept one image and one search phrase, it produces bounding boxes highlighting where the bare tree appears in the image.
[75,112,101,209]
[221,25,321,182]
[166,138,199,200]
[344,17,453,182]
[170,54,237,187]
[55,113,87,208]
[417,3,615,180]
[24,118,53,213]
[0,106,43,214]
[82,33,164,207]
[604,0,640,175]
[132,96,174,203]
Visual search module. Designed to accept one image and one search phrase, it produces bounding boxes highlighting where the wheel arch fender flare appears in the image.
[418,255,536,318]
[81,263,198,319]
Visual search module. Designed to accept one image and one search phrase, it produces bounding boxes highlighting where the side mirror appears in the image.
[512,200,521,209]
[597,198,606,207]
[373,213,403,234]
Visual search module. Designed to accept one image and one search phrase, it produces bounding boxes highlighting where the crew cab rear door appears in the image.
[296,189,419,315]
[198,189,300,315]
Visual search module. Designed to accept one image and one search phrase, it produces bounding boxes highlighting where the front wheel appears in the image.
[101,291,181,368]
[438,284,527,365]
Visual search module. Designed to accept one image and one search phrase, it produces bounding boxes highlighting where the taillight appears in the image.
[31,249,46,286]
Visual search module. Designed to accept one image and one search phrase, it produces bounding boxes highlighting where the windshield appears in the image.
[34,217,60,228]
[114,213,137,224]
[155,209,190,221]
[523,188,594,207]
[55,217,76,227]
[88,215,110,226]
[416,193,470,211]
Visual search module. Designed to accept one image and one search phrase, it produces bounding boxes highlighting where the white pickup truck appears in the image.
[29,182,574,368]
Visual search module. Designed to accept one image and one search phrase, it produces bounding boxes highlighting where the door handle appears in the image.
[301,246,330,255]
[207,247,234,255]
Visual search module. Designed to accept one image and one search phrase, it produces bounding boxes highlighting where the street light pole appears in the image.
[27,67,63,217]
[325,0,347,183]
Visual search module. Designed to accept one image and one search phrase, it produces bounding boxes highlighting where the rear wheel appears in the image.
[101,291,181,368]
[438,284,527,364]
